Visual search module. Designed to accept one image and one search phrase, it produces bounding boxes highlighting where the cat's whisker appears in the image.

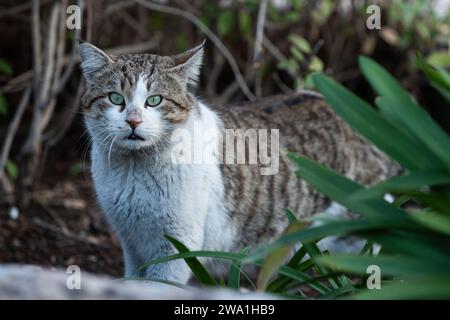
[108,136,118,167]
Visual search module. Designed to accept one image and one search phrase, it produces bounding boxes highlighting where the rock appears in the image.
[0,264,274,300]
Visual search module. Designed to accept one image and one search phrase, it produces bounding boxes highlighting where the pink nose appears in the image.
[126,118,142,129]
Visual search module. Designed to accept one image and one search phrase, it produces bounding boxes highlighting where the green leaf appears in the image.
[361,230,450,264]
[285,208,297,223]
[303,241,342,289]
[417,55,450,103]
[267,246,308,292]
[217,9,235,36]
[0,95,8,116]
[276,264,331,294]
[227,260,241,289]
[319,285,359,299]
[407,191,450,215]
[6,160,18,180]
[411,211,450,236]
[359,56,450,170]
[257,222,304,290]
[0,58,13,76]
[309,56,324,72]
[312,73,443,171]
[289,35,311,53]
[316,254,449,277]
[278,58,299,72]
[164,235,217,286]
[375,96,416,139]
[350,171,450,200]
[432,84,450,103]
[245,218,411,263]
[138,248,329,293]
[290,47,304,62]
[353,278,450,299]
[426,52,450,68]
[288,153,408,220]
[238,11,251,38]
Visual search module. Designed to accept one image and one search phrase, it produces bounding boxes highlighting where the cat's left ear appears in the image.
[78,41,114,82]
[170,40,205,87]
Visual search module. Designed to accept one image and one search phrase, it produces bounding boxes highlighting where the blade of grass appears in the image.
[312,73,440,171]
[354,277,450,299]
[257,222,305,290]
[303,241,342,289]
[350,171,450,201]
[228,260,241,289]
[138,249,330,293]
[245,218,413,263]
[288,153,408,220]
[411,211,450,236]
[164,235,217,286]
[318,285,359,299]
[315,254,450,277]
[359,56,450,170]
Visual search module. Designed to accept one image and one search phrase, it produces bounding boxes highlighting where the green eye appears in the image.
[109,92,124,105]
[146,95,162,107]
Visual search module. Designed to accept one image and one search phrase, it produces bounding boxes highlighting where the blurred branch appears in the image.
[218,68,254,104]
[33,217,106,247]
[0,0,52,19]
[0,86,31,195]
[44,81,84,147]
[105,0,136,15]
[133,0,256,101]
[31,0,42,102]
[206,49,225,99]
[263,36,296,79]
[106,40,159,56]
[253,0,268,98]
[117,10,149,39]
[0,40,158,96]
[41,0,68,131]
[18,2,60,208]
[0,71,33,94]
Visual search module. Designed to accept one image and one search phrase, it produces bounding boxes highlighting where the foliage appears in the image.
[278,34,324,89]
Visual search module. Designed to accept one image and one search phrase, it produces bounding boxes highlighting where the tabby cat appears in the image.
[79,41,399,284]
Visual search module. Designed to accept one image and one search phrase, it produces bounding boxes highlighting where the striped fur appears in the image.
[216,92,401,250]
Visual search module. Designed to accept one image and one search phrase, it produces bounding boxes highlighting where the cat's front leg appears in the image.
[122,219,204,284]
[122,246,141,279]
[143,242,190,284]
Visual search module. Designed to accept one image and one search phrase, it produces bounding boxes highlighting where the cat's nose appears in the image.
[126,118,143,129]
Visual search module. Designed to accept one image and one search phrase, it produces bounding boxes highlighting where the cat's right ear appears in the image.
[78,41,113,81]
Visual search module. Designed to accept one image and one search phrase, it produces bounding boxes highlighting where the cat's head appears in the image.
[79,41,204,151]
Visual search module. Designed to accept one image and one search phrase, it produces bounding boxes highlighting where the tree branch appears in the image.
[133,0,256,101]
[0,86,31,189]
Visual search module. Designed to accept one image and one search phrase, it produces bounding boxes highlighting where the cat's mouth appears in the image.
[127,132,145,141]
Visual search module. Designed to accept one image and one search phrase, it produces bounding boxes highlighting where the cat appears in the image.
[79,41,400,284]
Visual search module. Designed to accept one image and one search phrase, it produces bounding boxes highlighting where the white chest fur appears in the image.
[90,103,234,281]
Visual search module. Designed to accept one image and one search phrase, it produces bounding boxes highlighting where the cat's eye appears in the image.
[146,95,162,107]
[109,92,124,105]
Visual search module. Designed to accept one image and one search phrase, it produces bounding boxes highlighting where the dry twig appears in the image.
[133,0,256,101]
[0,86,31,196]
[253,0,268,98]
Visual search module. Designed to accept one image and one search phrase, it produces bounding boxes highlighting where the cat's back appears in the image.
[210,92,399,249]
[215,91,399,182]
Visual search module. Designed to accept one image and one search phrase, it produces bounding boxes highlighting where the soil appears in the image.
[0,120,123,277]
[0,176,123,277]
